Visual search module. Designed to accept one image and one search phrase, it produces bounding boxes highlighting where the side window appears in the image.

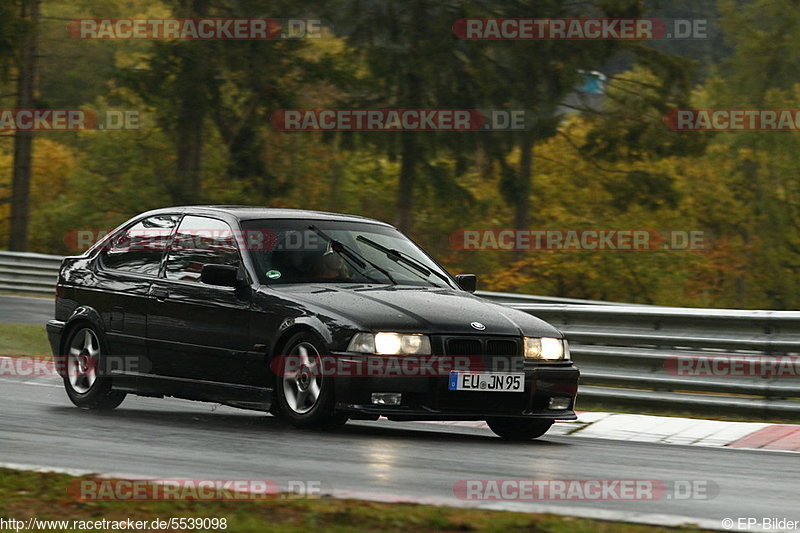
[165,216,241,283]
[100,215,179,276]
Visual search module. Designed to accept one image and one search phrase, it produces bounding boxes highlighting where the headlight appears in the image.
[347,332,432,355]
[524,337,569,361]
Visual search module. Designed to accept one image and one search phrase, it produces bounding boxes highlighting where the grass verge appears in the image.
[0,323,51,357]
[0,467,711,533]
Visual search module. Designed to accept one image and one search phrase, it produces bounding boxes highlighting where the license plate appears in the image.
[448,372,525,392]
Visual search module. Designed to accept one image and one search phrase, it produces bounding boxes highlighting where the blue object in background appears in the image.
[578,70,607,95]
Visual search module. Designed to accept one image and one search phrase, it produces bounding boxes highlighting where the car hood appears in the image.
[266,283,562,337]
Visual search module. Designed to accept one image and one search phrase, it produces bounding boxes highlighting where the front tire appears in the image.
[487,418,553,441]
[274,332,346,429]
[62,325,126,410]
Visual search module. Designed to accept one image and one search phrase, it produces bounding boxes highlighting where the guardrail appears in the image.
[0,251,62,295]
[476,290,628,306]
[515,304,800,419]
[1,250,798,419]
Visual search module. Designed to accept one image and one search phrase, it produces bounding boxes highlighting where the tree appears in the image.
[464,0,646,248]
[327,0,481,233]
[123,0,317,204]
[701,0,800,307]
[9,0,39,251]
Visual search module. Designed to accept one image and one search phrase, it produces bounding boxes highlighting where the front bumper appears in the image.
[332,355,579,421]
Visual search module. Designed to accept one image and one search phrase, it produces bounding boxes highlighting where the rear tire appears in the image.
[62,325,126,410]
[487,418,553,440]
[274,332,347,429]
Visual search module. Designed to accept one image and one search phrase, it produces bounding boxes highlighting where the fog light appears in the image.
[371,393,402,406]
[548,397,571,410]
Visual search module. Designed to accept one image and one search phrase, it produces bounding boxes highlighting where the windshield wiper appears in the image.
[355,235,455,289]
[308,225,397,285]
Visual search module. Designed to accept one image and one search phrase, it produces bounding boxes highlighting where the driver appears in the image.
[305,243,351,279]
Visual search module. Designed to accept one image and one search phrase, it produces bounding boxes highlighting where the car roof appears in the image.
[139,205,395,227]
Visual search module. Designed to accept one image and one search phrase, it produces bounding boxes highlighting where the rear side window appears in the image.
[164,216,241,282]
[100,215,179,276]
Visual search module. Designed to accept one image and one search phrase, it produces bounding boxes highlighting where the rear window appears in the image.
[99,215,179,276]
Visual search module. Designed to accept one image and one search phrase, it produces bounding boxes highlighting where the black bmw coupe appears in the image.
[47,206,579,440]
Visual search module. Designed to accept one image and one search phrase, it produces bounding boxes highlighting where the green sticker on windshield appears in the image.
[266,270,281,279]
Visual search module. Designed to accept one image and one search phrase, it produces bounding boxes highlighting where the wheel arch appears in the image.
[56,307,106,375]
[266,321,331,387]
[270,316,334,359]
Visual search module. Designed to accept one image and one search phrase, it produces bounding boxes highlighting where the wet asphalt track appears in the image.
[1,295,798,531]
[0,295,52,325]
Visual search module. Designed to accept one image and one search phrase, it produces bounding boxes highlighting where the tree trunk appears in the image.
[515,135,533,231]
[172,0,208,204]
[395,133,417,233]
[393,0,425,234]
[175,86,204,204]
[328,156,344,212]
[9,0,39,251]
[513,134,534,260]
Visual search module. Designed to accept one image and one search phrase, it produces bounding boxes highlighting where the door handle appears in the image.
[150,287,169,301]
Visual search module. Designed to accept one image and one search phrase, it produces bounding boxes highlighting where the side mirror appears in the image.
[201,264,245,288]
[455,274,477,293]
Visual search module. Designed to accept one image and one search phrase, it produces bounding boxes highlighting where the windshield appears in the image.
[240,219,455,288]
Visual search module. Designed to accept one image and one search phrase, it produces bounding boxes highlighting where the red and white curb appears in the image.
[420,412,800,452]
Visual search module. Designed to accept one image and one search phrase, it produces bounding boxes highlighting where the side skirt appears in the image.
[110,371,272,412]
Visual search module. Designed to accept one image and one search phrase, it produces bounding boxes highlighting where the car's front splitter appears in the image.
[336,404,577,422]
